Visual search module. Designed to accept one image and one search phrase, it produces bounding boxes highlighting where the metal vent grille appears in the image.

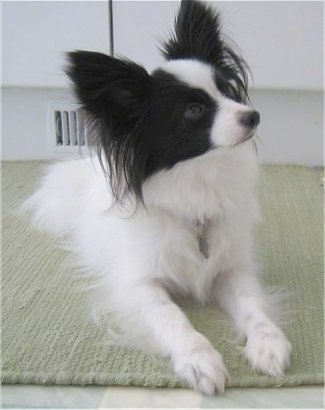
[48,102,90,154]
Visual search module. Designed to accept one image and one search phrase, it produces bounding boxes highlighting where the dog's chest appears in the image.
[159,218,223,302]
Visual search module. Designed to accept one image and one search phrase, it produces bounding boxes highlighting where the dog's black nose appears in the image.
[240,110,260,128]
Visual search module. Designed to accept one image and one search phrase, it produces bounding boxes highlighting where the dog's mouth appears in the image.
[235,128,257,146]
[246,129,257,141]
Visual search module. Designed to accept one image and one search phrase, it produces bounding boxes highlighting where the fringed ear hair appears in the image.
[66,51,151,126]
[66,51,152,203]
[161,0,251,103]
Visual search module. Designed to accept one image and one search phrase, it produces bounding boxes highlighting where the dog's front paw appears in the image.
[244,323,292,377]
[173,334,229,395]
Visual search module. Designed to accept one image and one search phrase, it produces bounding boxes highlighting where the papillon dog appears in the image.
[24,0,291,395]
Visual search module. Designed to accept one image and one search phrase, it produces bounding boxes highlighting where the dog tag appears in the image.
[196,222,209,258]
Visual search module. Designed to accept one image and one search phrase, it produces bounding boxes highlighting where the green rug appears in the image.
[1,161,324,388]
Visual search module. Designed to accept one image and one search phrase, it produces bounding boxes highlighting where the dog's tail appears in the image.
[21,158,101,236]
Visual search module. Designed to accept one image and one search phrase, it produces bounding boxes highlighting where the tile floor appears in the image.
[1,384,323,408]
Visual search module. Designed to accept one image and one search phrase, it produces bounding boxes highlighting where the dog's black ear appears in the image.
[66,51,153,203]
[161,0,250,102]
[66,51,152,125]
[161,0,223,65]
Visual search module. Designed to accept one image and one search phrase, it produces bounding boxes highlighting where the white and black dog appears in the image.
[25,0,291,395]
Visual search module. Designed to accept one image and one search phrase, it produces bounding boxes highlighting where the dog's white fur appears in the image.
[24,60,291,395]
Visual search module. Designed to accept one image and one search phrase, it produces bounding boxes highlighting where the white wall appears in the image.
[113,1,323,91]
[3,1,323,90]
[2,1,111,88]
[1,1,323,165]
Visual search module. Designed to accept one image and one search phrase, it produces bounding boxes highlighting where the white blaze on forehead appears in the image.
[157,59,219,100]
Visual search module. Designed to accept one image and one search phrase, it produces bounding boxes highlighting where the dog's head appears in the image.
[67,0,260,202]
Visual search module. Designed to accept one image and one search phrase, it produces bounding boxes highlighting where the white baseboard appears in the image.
[250,89,323,166]
[2,87,323,166]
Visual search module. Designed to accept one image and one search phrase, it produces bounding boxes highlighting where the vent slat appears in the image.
[54,111,63,146]
[76,110,85,146]
[69,111,78,146]
[62,111,70,146]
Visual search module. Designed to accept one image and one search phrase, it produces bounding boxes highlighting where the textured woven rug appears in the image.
[1,161,324,388]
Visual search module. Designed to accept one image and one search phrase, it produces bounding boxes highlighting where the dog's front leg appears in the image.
[216,269,292,377]
[122,281,228,395]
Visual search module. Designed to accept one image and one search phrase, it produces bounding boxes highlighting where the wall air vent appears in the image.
[48,102,91,155]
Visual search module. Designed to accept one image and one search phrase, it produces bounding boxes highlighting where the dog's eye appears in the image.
[184,103,204,120]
